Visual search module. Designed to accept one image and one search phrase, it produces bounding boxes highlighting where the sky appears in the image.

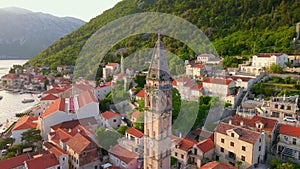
[0,0,121,22]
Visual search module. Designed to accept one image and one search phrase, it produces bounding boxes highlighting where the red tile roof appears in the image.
[131,111,140,119]
[203,77,232,85]
[43,87,65,94]
[13,116,38,131]
[40,94,59,101]
[176,138,198,151]
[98,81,113,88]
[107,62,118,67]
[279,124,300,138]
[215,122,261,144]
[136,89,145,98]
[200,161,237,169]
[1,73,18,79]
[191,84,203,90]
[196,139,214,154]
[126,127,144,138]
[256,53,284,58]
[230,115,277,132]
[172,80,177,86]
[100,111,120,120]
[192,64,205,69]
[43,142,67,158]
[41,98,65,118]
[66,133,91,153]
[226,76,253,82]
[25,153,59,169]
[109,144,138,164]
[0,154,29,169]
[77,90,98,108]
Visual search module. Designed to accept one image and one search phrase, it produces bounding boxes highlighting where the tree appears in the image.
[21,128,42,146]
[0,138,15,150]
[95,127,122,150]
[268,64,284,74]
[117,126,129,135]
[236,161,242,169]
[134,111,144,131]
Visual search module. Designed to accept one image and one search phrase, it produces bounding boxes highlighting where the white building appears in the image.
[12,116,39,144]
[202,77,235,101]
[241,53,288,75]
[39,90,99,140]
[99,111,122,130]
[103,63,119,80]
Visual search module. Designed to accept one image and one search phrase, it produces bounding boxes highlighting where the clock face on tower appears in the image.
[148,139,154,148]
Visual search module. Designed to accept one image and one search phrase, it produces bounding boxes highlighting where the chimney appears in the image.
[229,120,232,125]
[240,121,244,126]
[179,132,182,138]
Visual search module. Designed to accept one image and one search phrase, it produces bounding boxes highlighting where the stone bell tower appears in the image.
[143,35,173,169]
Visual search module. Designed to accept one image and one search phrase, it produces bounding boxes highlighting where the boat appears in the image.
[22,98,35,103]
[0,96,3,100]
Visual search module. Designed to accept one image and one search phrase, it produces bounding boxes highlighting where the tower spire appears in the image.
[120,53,124,75]
[147,34,170,81]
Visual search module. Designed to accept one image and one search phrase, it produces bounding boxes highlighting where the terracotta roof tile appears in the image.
[40,94,59,101]
[107,62,118,67]
[77,90,98,108]
[1,73,19,79]
[0,154,29,169]
[126,127,144,138]
[65,133,91,153]
[43,142,67,158]
[279,124,300,138]
[200,161,237,169]
[203,77,232,85]
[215,122,261,144]
[257,53,284,58]
[196,139,214,153]
[131,111,140,119]
[191,84,203,90]
[230,115,277,132]
[43,88,65,94]
[192,64,205,68]
[25,153,59,169]
[175,138,198,151]
[226,76,253,82]
[109,144,138,164]
[13,116,38,130]
[100,111,120,120]
[41,98,65,118]
[136,89,145,98]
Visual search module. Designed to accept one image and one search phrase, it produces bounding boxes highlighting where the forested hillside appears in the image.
[28,0,300,69]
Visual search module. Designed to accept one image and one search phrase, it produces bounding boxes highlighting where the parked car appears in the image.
[283,116,297,123]
[1,149,7,156]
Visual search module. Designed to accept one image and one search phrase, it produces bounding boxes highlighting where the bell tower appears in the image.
[143,35,172,169]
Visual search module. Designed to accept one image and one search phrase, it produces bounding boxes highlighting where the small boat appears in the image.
[0,96,3,100]
[22,98,35,103]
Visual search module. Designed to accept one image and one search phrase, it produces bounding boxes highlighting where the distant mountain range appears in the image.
[0,7,85,59]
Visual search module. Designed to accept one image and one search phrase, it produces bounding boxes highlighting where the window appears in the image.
[220,147,224,153]
[293,138,297,145]
[231,133,234,137]
[113,119,117,122]
[242,146,246,151]
[241,156,245,161]
[259,146,261,151]
[221,138,225,143]
[175,152,177,157]
[230,142,234,147]
[181,154,184,159]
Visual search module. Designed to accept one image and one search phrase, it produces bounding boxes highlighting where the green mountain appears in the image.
[28,0,300,69]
